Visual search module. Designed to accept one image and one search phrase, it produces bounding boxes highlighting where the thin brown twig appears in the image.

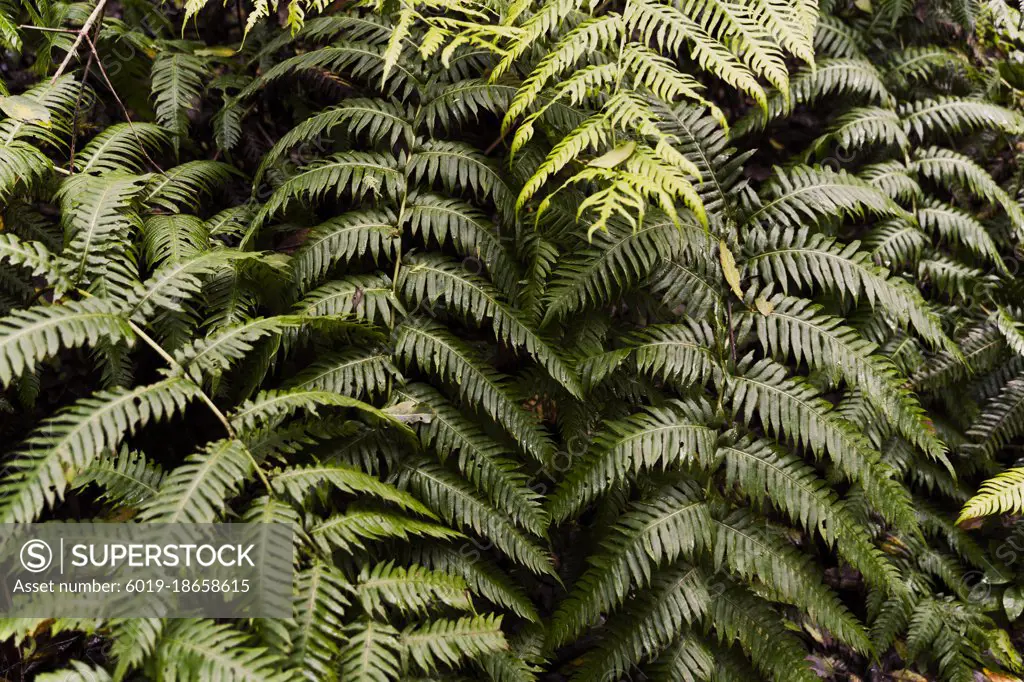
[74,292,270,491]
[18,25,77,33]
[49,0,107,84]
[82,32,165,174]
[68,45,96,171]
[484,129,508,155]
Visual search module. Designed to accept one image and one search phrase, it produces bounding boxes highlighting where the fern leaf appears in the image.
[395,319,555,463]
[395,383,548,535]
[398,253,582,397]
[0,377,198,522]
[290,210,400,292]
[397,460,556,577]
[308,510,462,555]
[230,388,403,435]
[251,152,404,229]
[155,619,292,682]
[72,448,164,507]
[744,227,955,353]
[255,99,414,186]
[0,298,134,387]
[138,438,254,523]
[724,357,918,534]
[151,51,206,156]
[356,561,472,615]
[401,614,506,673]
[337,619,401,682]
[747,293,948,468]
[542,216,688,326]
[74,123,169,174]
[0,233,69,292]
[289,561,351,680]
[271,463,433,517]
[548,399,718,522]
[549,480,711,647]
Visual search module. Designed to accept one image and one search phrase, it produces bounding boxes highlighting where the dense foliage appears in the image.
[6,0,1024,679]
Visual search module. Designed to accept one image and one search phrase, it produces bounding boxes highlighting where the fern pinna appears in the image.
[2,0,1024,680]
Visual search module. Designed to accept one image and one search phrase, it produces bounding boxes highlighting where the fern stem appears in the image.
[82,33,165,174]
[124,318,273,491]
[75,290,271,491]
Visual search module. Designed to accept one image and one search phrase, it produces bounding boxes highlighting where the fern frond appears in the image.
[395,319,554,463]
[144,161,240,213]
[0,233,69,292]
[542,216,687,326]
[395,383,548,535]
[255,99,415,185]
[622,0,770,107]
[914,146,1024,235]
[308,510,462,555]
[859,160,922,202]
[36,661,110,682]
[337,619,401,682]
[743,227,955,353]
[580,321,719,391]
[806,107,909,157]
[719,435,902,591]
[356,561,472,615]
[0,377,198,522]
[138,438,254,523]
[404,193,520,298]
[886,46,973,89]
[734,58,890,135]
[229,388,402,435]
[251,152,404,229]
[173,316,303,383]
[712,509,872,653]
[745,165,909,231]
[917,199,1006,271]
[290,210,400,292]
[241,43,418,102]
[72,448,164,507]
[398,253,581,396]
[724,357,918,533]
[74,123,169,174]
[401,615,506,673]
[548,399,718,522]
[128,249,253,324]
[710,584,820,682]
[959,466,1024,521]
[58,172,149,288]
[285,347,396,400]
[398,460,556,576]
[408,140,516,223]
[900,96,1024,141]
[0,297,134,387]
[549,480,711,647]
[289,561,351,680]
[814,15,865,58]
[0,141,51,203]
[155,619,291,682]
[270,463,432,516]
[151,51,206,156]
[143,214,209,268]
[866,219,927,268]
[747,293,948,467]
[567,564,710,682]
[405,544,539,621]
[293,275,402,327]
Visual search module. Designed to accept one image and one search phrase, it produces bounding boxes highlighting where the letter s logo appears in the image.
[20,540,52,573]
